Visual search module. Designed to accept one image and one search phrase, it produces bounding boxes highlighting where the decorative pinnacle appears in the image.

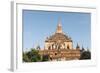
[56,18,63,33]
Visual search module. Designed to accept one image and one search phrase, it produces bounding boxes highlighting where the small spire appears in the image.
[58,18,62,27]
[76,43,80,49]
[36,44,40,50]
[56,18,63,33]
[82,45,85,51]
[82,45,84,49]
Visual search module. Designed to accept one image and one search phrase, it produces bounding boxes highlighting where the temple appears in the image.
[38,20,81,61]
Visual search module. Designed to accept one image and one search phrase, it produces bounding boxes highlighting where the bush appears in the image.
[23,49,41,62]
[80,51,91,60]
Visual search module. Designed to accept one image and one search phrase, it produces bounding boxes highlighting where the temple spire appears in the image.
[76,43,80,49]
[56,18,63,33]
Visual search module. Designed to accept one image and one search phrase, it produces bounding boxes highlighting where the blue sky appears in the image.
[23,10,91,51]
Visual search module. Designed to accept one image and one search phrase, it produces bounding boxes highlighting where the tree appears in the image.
[80,51,91,60]
[31,54,41,62]
[23,49,42,62]
[23,52,31,62]
[30,49,41,62]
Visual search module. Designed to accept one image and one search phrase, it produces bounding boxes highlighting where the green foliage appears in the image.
[23,52,31,62]
[23,49,42,62]
[80,50,91,60]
